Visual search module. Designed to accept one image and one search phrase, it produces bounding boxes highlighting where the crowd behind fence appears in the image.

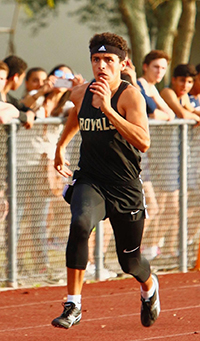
[0,118,199,288]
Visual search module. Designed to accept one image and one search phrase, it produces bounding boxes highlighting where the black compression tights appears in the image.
[66,182,150,283]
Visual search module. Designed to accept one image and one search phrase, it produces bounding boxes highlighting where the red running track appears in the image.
[0,272,200,341]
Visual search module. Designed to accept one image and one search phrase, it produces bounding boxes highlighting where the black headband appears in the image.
[90,44,126,60]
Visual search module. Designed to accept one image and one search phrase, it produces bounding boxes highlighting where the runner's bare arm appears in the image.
[90,79,150,152]
[54,106,80,178]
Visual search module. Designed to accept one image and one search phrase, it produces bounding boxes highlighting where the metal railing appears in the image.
[0,117,199,288]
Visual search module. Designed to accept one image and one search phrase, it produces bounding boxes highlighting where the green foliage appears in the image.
[17,0,124,33]
[16,0,68,31]
[70,0,169,34]
[70,0,122,30]
[14,0,171,36]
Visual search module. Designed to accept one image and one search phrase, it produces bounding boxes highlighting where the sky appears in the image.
[0,1,95,95]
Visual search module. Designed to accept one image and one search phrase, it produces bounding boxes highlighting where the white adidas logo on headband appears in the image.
[90,44,126,60]
[98,45,107,52]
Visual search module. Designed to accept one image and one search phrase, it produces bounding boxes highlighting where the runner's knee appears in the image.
[70,214,92,241]
[118,251,150,282]
[119,254,141,275]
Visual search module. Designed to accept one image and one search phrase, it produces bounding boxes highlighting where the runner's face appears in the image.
[91,53,125,86]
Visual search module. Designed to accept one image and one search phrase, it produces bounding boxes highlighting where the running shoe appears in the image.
[140,274,160,327]
[51,302,82,329]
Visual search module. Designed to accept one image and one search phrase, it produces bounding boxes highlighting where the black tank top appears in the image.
[76,80,142,185]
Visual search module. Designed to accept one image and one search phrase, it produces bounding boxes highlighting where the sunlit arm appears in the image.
[54,106,80,178]
[104,87,150,152]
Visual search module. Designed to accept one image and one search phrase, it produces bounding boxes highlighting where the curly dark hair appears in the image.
[89,32,128,61]
[195,63,200,74]
[173,64,197,78]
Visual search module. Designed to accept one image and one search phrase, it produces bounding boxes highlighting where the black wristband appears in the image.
[18,111,27,123]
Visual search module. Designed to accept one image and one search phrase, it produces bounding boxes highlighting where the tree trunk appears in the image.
[155,0,182,85]
[156,0,182,57]
[118,0,151,76]
[171,0,197,72]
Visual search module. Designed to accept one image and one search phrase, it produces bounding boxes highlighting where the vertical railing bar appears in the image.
[7,122,18,288]
[179,124,188,272]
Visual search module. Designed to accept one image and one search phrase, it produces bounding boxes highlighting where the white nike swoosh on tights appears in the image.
[123,246,140,253]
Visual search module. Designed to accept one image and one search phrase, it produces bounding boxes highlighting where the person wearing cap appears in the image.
[51,32,160,330]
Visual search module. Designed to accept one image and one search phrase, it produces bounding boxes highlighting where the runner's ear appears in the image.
[120,60,127,72]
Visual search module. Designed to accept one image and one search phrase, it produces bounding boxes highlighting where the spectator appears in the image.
[159,64,200,257]
[187,64,200,246]
[160,64,200,122]
[25,67,47,92]
[39,64,82,197]
[0,61,19,123]
[0,182,9,260]
[1,55,35,129]
[17,64,83,275]
[121,48,139,88]
[0,102,19,124]
[20,67,51,113]
[0,182,9,223]
[43,64,85,118]
[188,63,200,110]
[123,50,175,260]
[137,50,175,121]
[44,64,85,251]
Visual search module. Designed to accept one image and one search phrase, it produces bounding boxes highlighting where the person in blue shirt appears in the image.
[189,63,200,110]
[187,64,200,248]
[160,64,200,256]
[136,50,175,260]
[137,50,175,121]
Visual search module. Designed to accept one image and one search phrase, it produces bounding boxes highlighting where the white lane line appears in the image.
[0,325,51,333]
[1,283,200,310]
[130,331,200,341]
[0,300,61,309]
[82,304,200,322]
[0,305,199,333]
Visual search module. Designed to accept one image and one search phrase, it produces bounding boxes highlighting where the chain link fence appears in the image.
[0,118,199,288]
